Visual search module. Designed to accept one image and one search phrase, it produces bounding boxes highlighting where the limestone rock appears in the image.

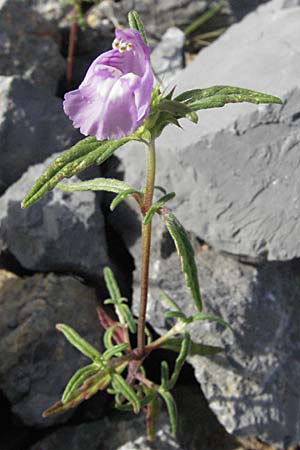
[151,27,185,88]
[0,269,103,427]
[112,0,300,262]
[0,0,65,92]
[0,153,109,281]
[0,76,78,192]
[129,218,300,447]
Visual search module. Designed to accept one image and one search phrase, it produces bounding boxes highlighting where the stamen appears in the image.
[126,42,133,51]
[119,42,127,53]
[112,39,119,49]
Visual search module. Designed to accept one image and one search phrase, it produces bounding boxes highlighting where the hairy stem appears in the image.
[137,140,156,353]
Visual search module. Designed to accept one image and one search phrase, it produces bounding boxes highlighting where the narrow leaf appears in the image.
[56,323,102,361]
[22,136,131,208]
[161,210,202,312]
[160,290,182,312]
[119,304,137,334]
[154,99,198,123]
[110,188,140,211]
[161,338,223,356]
[104,324,120,349]
[184,1,224,36]
[103,342,128,359]
[103,267,122,303]
[146,396,161,442]
[112,373,140,414]
[143,192,176,225]
[193,312,233,331]
[175,85,282,110]
[128,10,148,44]
[164,311,187,320]
[168,332,191,389]
[160,361,170,390]
[159,390,177,436]
[58,177,134,194]
[62,364,98,403]
[43,371,112,417]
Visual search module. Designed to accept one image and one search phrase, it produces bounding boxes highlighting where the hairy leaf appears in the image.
[159,390,177,436]
[160,361,170,390]
[161,210,202,312]
[62,364,98,403]
[128,10,148,44]
[56,324,102,361]
[160,290,182,312]
[168,333,191,389]
[175,85,282,111]
[161,338,223,356]
[43,371,112,417]
[143,192,176,225]
[21,136,130,208]
[103,342,128,360]
[110,188,141,211]
[153,99,198,123]
[193,312,233,331]
[112,373,140,414]
[58,177,134,194]
[103,267,122,303]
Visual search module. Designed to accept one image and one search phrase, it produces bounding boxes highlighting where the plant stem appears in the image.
[66,4,79,90]
[137,140,156,353]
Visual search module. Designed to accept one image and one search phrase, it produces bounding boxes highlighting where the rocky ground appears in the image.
[0,0,300,449]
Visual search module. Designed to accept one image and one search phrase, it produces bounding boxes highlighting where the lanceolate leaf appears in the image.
[21,136,131,208]
[103,267,122,303]
[153,99,198,123]
[159,390,177,436]
[112,373,140,414]
[43,370,112,417]
[193,312,233,331]
[175,85,282,111]
[110,188,141,211]
[143,192,176,225]
[161,210,202,312]
[58,177,134,194]
[62,364,98,403]
[128,10,148,44]
[56,324,102,361]
[161,338,223,357]
[168,333,191,389]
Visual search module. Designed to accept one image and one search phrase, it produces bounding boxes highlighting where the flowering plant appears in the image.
[22,11,282,440]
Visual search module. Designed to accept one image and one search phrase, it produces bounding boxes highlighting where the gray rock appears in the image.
[29,383,243,450]
[282,0,300,7]
[0,76,78,192]
[0,0,65,92]
[112,0,210,43]
[0,269,103,427]
[129,216,300,447]
[0,153,109,281]
[29,413,182,450]
[151,27,185,89]
[112,0,300,262]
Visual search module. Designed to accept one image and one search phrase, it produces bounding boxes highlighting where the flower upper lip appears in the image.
[63,28,154,140]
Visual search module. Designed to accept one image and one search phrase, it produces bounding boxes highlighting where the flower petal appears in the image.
[63,28,154,140]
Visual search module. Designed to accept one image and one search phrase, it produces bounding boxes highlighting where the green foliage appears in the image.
[161,210,202,312]
[128,10,148,44]
[21,136,131,208]
[58,178,134,194]
[161,338,223,357]
[175,85,282,110]
[62,364,98,403]
[143,192,176,225]
[110,189,142,211]
[56,324,102,361]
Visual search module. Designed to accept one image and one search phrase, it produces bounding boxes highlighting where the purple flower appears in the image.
[63,29,154,140]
